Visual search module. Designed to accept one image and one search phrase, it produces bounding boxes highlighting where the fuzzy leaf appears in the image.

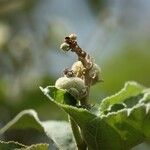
[0,140,26,149]
[0,141,49,150]
[139,90,150,104]
[104,103,150,149]
[43,121,76,150]
[0,109,75,150]
[0,109,51,146]
[39,86,77,105]
[99,81,144,115]
[22,143,49,150]
[40,82,150,150]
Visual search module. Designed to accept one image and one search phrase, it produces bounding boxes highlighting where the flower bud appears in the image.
[60,43,70,51]
[55,76,87,100]
[69,33,77,41]
[71,61,85,77]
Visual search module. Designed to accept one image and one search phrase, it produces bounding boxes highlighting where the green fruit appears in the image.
[55,76,87,100]
[60,43,70,51]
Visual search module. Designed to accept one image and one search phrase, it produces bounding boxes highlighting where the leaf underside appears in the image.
[0,109,75,150]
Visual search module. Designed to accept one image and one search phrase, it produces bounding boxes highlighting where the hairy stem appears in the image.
[63,34,94,149]
[65,36,93,108]
[68,116,87,150]
[80,74,91,108]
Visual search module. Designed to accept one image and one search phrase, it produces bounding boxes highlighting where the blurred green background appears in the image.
[0,0,150,149]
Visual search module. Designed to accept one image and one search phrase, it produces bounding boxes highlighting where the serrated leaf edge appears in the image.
[0,140,27,148]
[101,103,150,119]
[0,109,44,135]
[99,81,144,115]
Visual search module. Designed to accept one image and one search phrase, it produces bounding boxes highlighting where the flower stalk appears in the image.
[59,33,102,150]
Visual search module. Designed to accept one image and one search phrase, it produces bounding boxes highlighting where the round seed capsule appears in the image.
[69,33,77,41]
[55,76,87,100]
[60,43,70,51]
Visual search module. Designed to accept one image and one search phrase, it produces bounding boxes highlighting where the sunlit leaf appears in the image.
[0,140,49,150]
[40,82,150,150]
[0,140,26,149]
[99,81,144,115]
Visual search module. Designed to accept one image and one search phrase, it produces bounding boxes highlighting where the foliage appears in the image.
[0,109,75,150]
[0,1,150,150]
[0,141,48,150]
[0,81,150,149]
[40,81,150,150]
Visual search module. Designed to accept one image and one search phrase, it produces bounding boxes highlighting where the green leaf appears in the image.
[104,103,127,114]
[0,109,51,146]
[0,109,75,150]
[139,89,150,104]
[21,143,49,150]
[99,81,144,115]
[0,140,26,149]
[0,110,45,132]
[39,86,77,105]
[0,140,49,150]
[40,82,150,150]
[43,121,76,150]
[104,103,150,149]
[40,86,122,149]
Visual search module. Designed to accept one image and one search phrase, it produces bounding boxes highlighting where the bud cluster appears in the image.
[56,34,102,107]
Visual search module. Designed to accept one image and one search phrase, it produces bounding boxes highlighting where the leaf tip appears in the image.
[39,86,50,95]
[125,81,144,89]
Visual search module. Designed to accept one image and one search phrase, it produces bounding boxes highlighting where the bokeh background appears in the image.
[0,0,150,149]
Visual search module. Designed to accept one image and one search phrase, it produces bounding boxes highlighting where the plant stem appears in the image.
[65,38,92,108]
[64,35,93,149]
[68,115,87,150]
[81,69,92,107]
